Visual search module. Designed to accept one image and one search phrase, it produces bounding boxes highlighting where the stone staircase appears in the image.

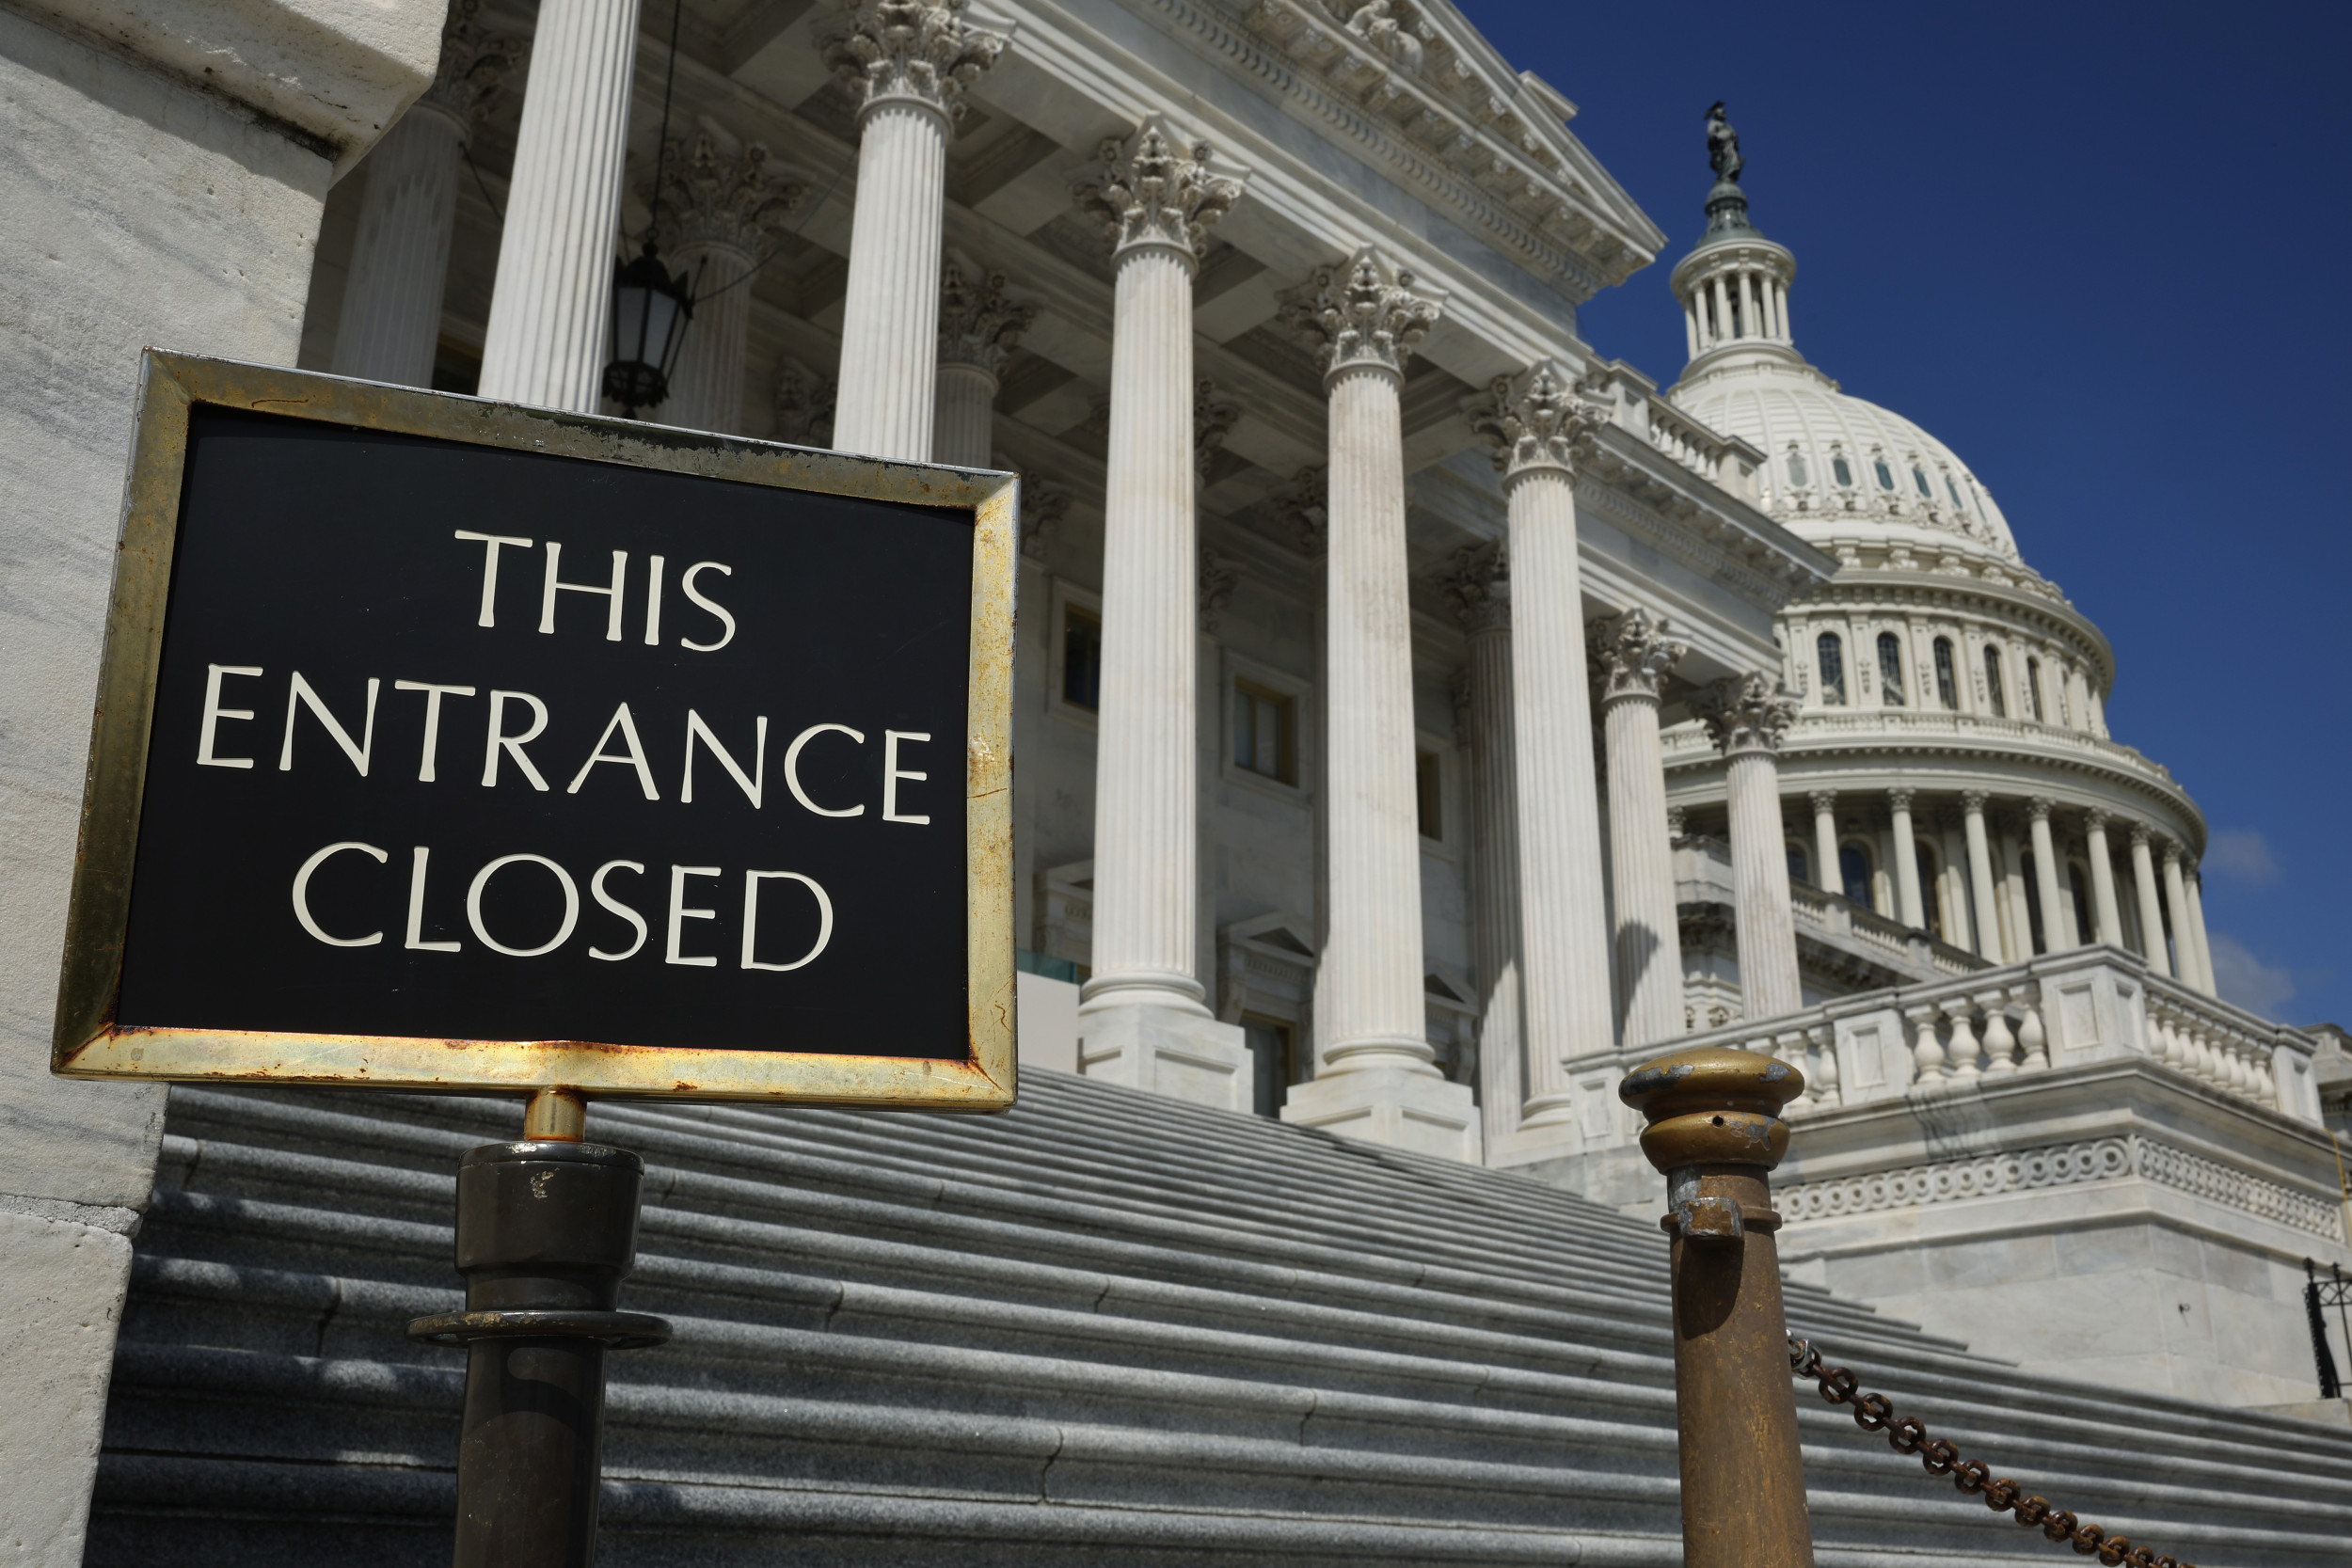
[87,1069,2352,1565]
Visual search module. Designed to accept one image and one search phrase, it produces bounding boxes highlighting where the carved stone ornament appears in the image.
[937,254,1036,375]
[1020,483,1070,562]
[1691,672,1800,757]
[419,0,524,136]
[1587,607,1686,704]
[772,357,837,447]
[1434,539,1508,632]
[818,0,1006,125]
[1278,245,1443,382]
[657,133,806,258]
[1072,118,1243,264]
[1807,789,1836,815]
[2083,806,2111,833]
[2026,795,2056,824]
[1198,546,1240,633]
[1961,789,1993,815]
[1666,805,1688,840]
[2127,820,2153,848]
[1467,358,1612,480]
[1342,0,1428,72]
[1194,378,1242,481]
[1886,786,1915,813]
[1271,466,1327,557]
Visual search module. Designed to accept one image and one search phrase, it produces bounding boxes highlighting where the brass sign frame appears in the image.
[51,352,1017,1111]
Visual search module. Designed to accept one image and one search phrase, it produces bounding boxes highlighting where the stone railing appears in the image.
[1631,946,2326,1131]
[1661,706,2187,800]
[1644,395,1761,502]
[1679,834,1982,986]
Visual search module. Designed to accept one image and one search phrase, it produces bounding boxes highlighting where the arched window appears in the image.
[1932,638,1959,709]
[1788,843,1810,888]
[1786,451,1809,487]
[1873,458,1896,491]
[2068,862,2093,946]
[1832,453,1854,487]
[1915,842,1943,939]
[1838,842,1874,908]
[1816,632,1847,705]
[1912,465,1932,498]
[1877,632,1906,706]
[1983,645,2008,717]
[2026,657,2045,721]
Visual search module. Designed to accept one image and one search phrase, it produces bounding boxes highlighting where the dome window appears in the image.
[1983,645,2008,718]
[1832,454,1853,486]
[1837,841,1875,909]
[1877,633,1906,706]
[1932,637,1958,710]
[2026,657,2046,722]
[1912,466,1932,499]
[1873,458,1896,491]
[1946,477,1965,510]
[1786,451,1809,487]
[1816,632,1847,705]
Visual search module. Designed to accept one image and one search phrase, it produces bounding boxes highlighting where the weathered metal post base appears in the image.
[409,1122,670,1568]
[1620,1046,1814,1568]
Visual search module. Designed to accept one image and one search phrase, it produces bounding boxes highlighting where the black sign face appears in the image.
[114,407,974,1059]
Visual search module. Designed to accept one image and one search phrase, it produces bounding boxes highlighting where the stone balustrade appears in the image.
[1677,833,1981,987]
[1662,706,2186,795]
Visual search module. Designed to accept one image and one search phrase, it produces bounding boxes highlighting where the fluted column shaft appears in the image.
[661,238,755,432]
[1726,751,1800,1018]
[2183,865,2217,996]
[1322,360,1433,1066]
[2160,847,2195,987]
[2130,828,2171,976]
[1462,616,1523,1151]
[1595,613,1685,1050]
[2027,800,2071,953]
[1962,793,2002,962]
[1888,790,1925,928]
[1810,792,1839,895]
[833,101,946,459]
[477,0,641,411]
[1084,244,1203,1014]
[334,104,468,387]
[2084,813,2124,947]
[932,361,998,467]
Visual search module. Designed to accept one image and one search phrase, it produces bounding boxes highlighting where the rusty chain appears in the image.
[1788,1336,2196,1568]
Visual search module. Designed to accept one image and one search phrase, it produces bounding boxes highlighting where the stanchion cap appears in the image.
[1618,1045,1804,1174]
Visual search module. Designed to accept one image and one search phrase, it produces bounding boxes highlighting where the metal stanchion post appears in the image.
[408,1088,672,1568]
[1619,1046,1814,1568]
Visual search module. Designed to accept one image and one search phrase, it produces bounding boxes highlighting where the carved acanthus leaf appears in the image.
[938,255,1036,374]
[1691,671,1800,756]
[1199,546,1240,633]
[1020,483,1070,562]
[1073,118,1243,262]
[1587,607,1686,702]
[1278,246,1443,379]
[1467,358,1613,478]
[818,0,1005,123]
[772,358,837,447]
[1434,539,1508,632]
[420,0,524,135]
[1194,378,1242,481]
[657,133,805,257]
[1270,466,1328,557]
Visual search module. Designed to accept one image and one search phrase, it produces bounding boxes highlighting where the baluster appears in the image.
[2193,1022,2223,1087]
[1979,991,2018,1075]
[1946,1003,1981,1079]
[2253,1045,2278,1105]
[2223,1037,2251,1099]
[1808,1023,1840,1106]
[1905,1003,1946,1085]
[2016,984,2049,1073]
[2149,1002,2182,1070]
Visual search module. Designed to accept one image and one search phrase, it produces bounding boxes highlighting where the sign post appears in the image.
[52,352,1019,1564]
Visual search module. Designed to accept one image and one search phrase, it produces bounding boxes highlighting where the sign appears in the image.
[52,354,1015,1108]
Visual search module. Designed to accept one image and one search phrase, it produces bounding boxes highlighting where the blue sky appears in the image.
[1455,1,2351,1025]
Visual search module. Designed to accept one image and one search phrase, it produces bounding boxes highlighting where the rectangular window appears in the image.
[1062,606,1101,711]
[1983,645,2008,718]
[1816,632,1847,705]
[2026,657,2046,722]
[1877,632,1906,706]
[1933,638,1959,710]
[1416,750,1442,841]
[1233,679,1295,784]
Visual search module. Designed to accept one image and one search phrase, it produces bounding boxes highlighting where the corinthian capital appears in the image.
[1468,358,1612,480]
[819,0,1005,125]
[418,0,523,137]
[1278,246,1444,382]
[1271,466,1327,557]
[1435,539,1509,632]
[1073,118,1243,264]
[656,133,805,258]
[1588,608,1687,704]
[1692,672,1800,757]
[937,254,1036,375]
[1195,378,1241,480]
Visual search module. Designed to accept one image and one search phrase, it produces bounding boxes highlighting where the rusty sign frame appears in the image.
[51,351,1017,1111]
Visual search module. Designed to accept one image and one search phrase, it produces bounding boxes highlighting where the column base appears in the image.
[1077,1002,1250,1114]
[1279,1065,1482,1163]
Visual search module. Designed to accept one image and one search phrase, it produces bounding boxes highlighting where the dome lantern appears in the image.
[1668,103,1797,367]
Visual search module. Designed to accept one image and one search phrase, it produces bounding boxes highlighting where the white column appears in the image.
[2129,824,2172,977]
[2083,809,2124,948]
[476,0,643,410]
[1695,674,1803,1020]
[2184,863,2217,996]
[336,8,519,387]
[931,253,1034,467]
[2026,797,2071,953]
[652,134,803,434]
[1438,544,1522,1154]
[1888,787,1926,928]
[1961,790,2002,963]
[1763,272,1783,340]
[1682,299,1700,359]
[1810,789,1839,894]
[1710,276,1732,347]
[2160,843,2196,988]
[1591,608,1689,1048]
[1277,247,1476,1160]
[1776,280,1793,341]
[1737,271,1757,339]
[1067,120,1248,1107]
[818,0,1004,460]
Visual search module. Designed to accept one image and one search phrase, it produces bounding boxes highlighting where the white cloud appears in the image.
[2207,932,2296,1015]
[2204,828,2281,886]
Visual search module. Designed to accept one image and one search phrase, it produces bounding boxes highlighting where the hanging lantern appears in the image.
[603,239,694,417]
